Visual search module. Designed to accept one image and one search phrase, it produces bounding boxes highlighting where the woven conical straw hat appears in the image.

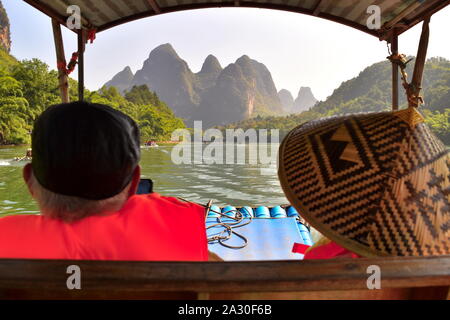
[278,107,449,257]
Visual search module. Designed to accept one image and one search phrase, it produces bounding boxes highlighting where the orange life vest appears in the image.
[0,193,208,261]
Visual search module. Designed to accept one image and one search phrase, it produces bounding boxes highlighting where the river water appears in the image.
[0,144,289,216]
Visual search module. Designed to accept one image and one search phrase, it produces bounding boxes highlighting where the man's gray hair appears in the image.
[29,171,131,222]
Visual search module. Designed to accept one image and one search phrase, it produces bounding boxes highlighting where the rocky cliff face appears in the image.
[131,44,199,118]
[105,44,284,127]
[196,54,222,93]
[104,66,134,94]
[293,87,318,113]
[198,54,222,76]
[194,63,250,127]
[235,55,283,113]
[0,1,11,52]
[278,89,294,112]
[192,55,283,127]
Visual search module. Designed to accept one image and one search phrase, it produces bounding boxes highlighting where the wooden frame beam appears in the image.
[78,30,85,101]
[53,0,93,28]
[409,17,430,108]
[379,0,449,40]
[391,30,399,111]
[312,0,324,16]
[23,0,449,40]
[146,0,161,14]
[98,2,379,38]
[52,19,69,103]
[24,0,66,26]
[382,1,423,33]
[24,0,95,30]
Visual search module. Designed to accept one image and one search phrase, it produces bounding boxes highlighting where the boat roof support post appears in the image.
[391,30,399,111]
[52,19,69,103]
[78,30,85,101]
[409,17,430,108]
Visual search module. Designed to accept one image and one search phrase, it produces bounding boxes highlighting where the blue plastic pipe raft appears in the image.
[270,206,287,218]
[208,205,221,218]
[255,206,270,218]
[239,206,254,218]
[297,223,313,246]
[222,205,237,218]
[286,206,299,217]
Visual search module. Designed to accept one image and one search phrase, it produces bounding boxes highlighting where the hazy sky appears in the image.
[4,1,450,101]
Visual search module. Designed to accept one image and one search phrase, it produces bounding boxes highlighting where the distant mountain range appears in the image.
[104,43,317,127]
[218,57,450,145]
[278,87,318,113]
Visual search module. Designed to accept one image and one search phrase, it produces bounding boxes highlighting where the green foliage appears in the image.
[223,57,450,145]
[90,84,186,141]
[11,59,61,121]
[0,71,31,144]
[217,110,322,140]
[0,48,17,71]
[0,53,186,144]
[423,108,450,145]
[125,85,160,106]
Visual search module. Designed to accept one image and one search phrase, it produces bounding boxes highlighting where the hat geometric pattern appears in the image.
[278,107,450,257]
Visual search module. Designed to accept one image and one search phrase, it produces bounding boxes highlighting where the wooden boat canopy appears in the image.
[24,0,449,40]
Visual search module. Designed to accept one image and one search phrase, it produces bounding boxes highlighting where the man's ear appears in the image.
[128,165,141,197]
[23,163,34,197]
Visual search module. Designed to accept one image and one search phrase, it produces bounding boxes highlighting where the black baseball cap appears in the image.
[31,101,141,200]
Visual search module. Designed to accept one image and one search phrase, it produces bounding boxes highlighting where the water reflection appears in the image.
[0,144,288,216]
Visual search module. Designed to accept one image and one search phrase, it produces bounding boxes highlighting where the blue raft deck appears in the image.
[205,205,314,261]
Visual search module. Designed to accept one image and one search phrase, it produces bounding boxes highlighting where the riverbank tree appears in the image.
[0,54,186,144]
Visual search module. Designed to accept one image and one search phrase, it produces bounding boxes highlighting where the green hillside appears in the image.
[0,51,186,145]
[312,56,449,116]
[221,57,450,144]
[89,84,186,141]
[0,48,17,70]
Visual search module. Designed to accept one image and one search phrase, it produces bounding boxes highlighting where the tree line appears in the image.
[220,57,450,145]
[0,54,185,145]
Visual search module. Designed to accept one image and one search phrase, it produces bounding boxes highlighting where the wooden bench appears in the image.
[0,255,449,299]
